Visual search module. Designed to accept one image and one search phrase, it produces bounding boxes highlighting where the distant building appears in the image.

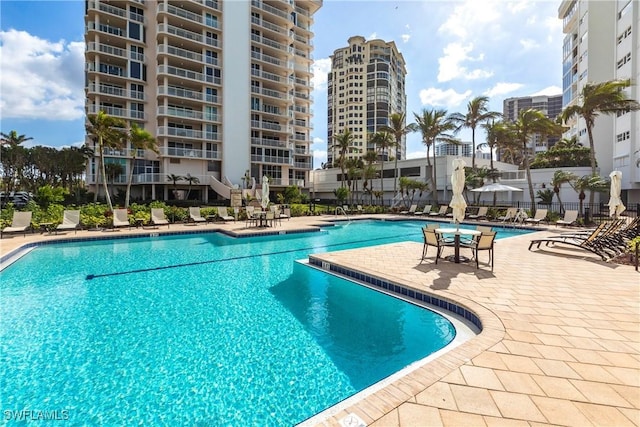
[502,94,563,155]
[326,36,407,166]
[558,0,639,203]
[434,141,472,157]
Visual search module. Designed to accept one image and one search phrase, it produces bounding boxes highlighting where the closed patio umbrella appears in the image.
[261,175,270,210]
[449,158,467,228]
[608,170,625,218]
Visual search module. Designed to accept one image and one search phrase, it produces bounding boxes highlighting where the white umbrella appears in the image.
[261,175,270,210]
[449,158,467,227]
[470,183,523,193]
[608,170,625,218]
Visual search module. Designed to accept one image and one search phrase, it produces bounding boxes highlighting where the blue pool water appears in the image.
[0,221,529,425]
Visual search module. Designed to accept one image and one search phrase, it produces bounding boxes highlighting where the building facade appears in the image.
[326,36,407,167]
[558,0,639,203]
[503,94,563,154]
[85,0,321,202]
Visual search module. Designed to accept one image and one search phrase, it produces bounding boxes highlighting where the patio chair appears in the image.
[468,206,488,220]
[555,210,578,227]
[429,205,448,217]
[151,208,170,228]
[414,205,432,215]
[245,206,259,228]
[524,209,547,226]
[189,207,207,224]
[400,204,417,215]
[112,209,130,229]
[217,206,234,222]
[1,211,32,238]
[497,207,517,222]
[468,231,496,270]
[280,207,290,221]
[56,210,81,234]
[420,227,454,264]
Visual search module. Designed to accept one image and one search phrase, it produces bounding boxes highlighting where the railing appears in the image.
[157,23,219,48]
[86,42,126,59]
[88,82,145,100]
[250,17,287,35]
[86,105,144,120]
[157,127,220,141]
[158,65,221,85]
[251,138,288,148]
[469,201,638,223]
[251,0,289,19]
[158,86,219,104]
[159,146,220,160]
[158,3,204,25]
[250,34,284,50]
[250,68,283,83]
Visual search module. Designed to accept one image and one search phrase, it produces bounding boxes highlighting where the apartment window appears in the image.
[128,22,141,40]
[617,52,631,69]
[616,131,630,142]
[130,61,142,79]
[205,13,218,28]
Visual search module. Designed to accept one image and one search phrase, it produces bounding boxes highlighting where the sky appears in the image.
[0,0,564,168]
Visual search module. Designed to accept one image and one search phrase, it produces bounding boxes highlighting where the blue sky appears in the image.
[0,0,563,167]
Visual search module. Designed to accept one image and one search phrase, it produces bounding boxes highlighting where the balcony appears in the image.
[250,16,287,36]
[157,24,219,48]
[158,44,217,66]
[158,65,221,85]
[87,0,126,20]
[250,68,284,84]
[86,42,127,59]
[251,138,288,148]
[251,33,285,51]
[294,161,311,169]
[293,33,312,46]
[251,154,291,165]
[193,0,220,11]
[88,82,145,100]
[251,120,283,131]
[157,127,220,142]
[86,21,126,39]
[251,86,290,101]
[86,105,145,120]
[251,0,289,20]
[157,85,220,104]
[158,106,207,121]
[251,51,286,67]
[159,146,220,160]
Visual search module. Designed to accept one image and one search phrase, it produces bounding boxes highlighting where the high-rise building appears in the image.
[559,0,639,202]
[85,0,321,202]
[326,36,407,167]
[503,94,563,154]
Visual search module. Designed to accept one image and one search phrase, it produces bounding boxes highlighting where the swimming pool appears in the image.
[0,221,528,425]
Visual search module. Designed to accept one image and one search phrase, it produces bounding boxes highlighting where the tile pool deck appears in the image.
[1,215,638,426]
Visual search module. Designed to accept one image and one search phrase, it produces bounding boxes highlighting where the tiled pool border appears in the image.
[308,256,482,330]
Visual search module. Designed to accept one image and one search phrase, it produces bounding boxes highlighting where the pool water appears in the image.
[0,221,528,425]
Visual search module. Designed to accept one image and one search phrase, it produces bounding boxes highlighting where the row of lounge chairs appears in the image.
[528,217,640,261]
[0,206,242,238]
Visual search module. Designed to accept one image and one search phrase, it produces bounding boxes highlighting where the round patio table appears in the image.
[435,227,481,263]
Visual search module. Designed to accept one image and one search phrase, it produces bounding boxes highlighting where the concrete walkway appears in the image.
[1,215,638,426]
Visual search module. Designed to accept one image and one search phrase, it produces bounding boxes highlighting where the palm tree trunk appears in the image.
[432,148,438,205]
[586,126,597,206]
[99,149,113,211]
[523,145,536,216]
[124,155,135,208]
[380,160,384,206]
[393,156,398,197]
[471,127,476,169]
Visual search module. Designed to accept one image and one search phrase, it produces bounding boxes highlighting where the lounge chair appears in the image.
[400,204,417,215]
[556,210,578,227]
[429,205,448,217]
[497,207,517,222]
[1,211,32,238]
[528,222,618,261]
[356,205,363,214]
[281,207,291,221]
[217,206,234,222]
[189,207,206,224]
[414,205,432,216]
[151,208,170,228]
[56,210,81,234]
[112,209,130,229]
[524,209,547,226]
[468,206,488,220]
[420,227,454,264]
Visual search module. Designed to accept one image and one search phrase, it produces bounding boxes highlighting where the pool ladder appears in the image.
[335,206,351,222]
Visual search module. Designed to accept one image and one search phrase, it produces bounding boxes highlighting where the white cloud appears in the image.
[311,58,332,91]
[438,0,502,40]
[0,29,84,120]
[437,43,493,82]
[406,151,424,160]
[484,82,524,97]
[530,85,563,97]
[312,150,327,168]
[519,38,539,50]
[418,88,472,108]
[401,34,411,43]
[367,32,377,41]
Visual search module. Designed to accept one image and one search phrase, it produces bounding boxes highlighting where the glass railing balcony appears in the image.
[129,10,144,23]
[251,51,284,67]
[293,33,312,46]
[158,3,203,25]
[86,21,126,38]
[158,44,203,63]
[250,34,284,50]
[251,0,289,19]
[158,65,221,85]
[295,6,310,17]
[250,69,283,83]
[87,0,126,18]
[294,162,311,169]
[86,42,126,58]
[251,138,287,148]
[158,106,204,121]
[250,16,287,35]
[158,85,203,101]
[194,0,220,10]
[159,146,219,160]
[157,127,220,142]
[134,173,162,184]
[157,24,218,48]
[251,155,290,165]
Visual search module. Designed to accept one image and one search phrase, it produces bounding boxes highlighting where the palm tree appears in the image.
[509,109,563,215]
[368,130,394,199]
[413,108,459,205]
[86,111,127,211]
[330,130,357,188]
[561,79,640,176]
[124,123,158,208]
[104,162,125,202]
[551,170,577,215]
[361,150,378,204]
[380,112,417,196]
[184,174,200,200]
[167,174,184,200]
[0,130,33,193]
[450,96,501,169]
[571,174,608,220]
[479,120,512,171]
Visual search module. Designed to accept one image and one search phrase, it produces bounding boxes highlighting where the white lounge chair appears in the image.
[556,210,578,227]
[497,207,517,222]
[468,206,488,220]
[400,204,418,215]
[189,207,206,224]
[1,211,32,238]
[429,205,448,217]
[112,209,130,229]
[217,206,234,222]
[524,209,548,226]
[151,208,170,228]
[414,205,432,215]
[56,210,81,234]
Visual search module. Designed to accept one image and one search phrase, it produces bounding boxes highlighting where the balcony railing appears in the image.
[86,21,126,38]
[250,33,284,51]
[158,86,220,104]
[251,0,289,19]
[157,23,219,48]
[159,146,220,160]
[251,86,289,100]
[88,82,145,100]
[251,155,290,165]
[250,69,284,83]
[157,127,220,142]
[251,51,285,67]
[251,120,283,131]
[86,42,126,59]
[251,138,288,148]
[250,16,287,35]
[87,0,126,19]
[86,105,145,120]
[158,3,204,25]
[157,44,217,65]
[158,65,221,85]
